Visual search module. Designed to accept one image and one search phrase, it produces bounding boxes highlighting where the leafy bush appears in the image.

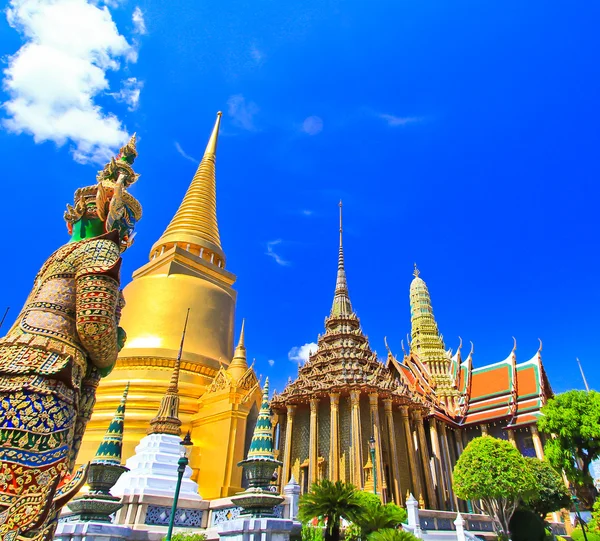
[353,493,407,538]
[343,522,361,541]
[525,458,571,517]
[165,533,207,541]
[302,525,325,541]
[589,497,600,532]
[509,508,546,541]
[571,527,600,541]
[368,529,419,541]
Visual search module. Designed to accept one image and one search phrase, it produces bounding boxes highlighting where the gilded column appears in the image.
[309,398,319,485]
[480,424,489,436]
[350,390,363,487]
[531,425,544,459]
[282,405,296,484]
[400,406,422,499]
[383,399,402,504]
[507,429,517,449]
[414,411,437,508]
[429,418,445,508]
[369,393,385,498]
[440,422,459,511]
[330,393,340,481]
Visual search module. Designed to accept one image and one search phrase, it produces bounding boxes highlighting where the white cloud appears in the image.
[2,0,141,164]
[301,115,323,135]
[132,6,146,35]
[267,359,275,367]
[266,239,290,266]
[379,114,422,127]
[288,343,318,364]
[302,209,313,216]
[110,77,142,110]
[174,141,199,163]
[227,94,259,131]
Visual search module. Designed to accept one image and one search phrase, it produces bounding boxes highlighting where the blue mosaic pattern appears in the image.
[145,505,203,527]
[211,505,284,525]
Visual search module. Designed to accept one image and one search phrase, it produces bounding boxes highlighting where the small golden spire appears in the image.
[413,263,420,278]
[148,309,190,436]
[151,112,224,263]
[227,319,248,382]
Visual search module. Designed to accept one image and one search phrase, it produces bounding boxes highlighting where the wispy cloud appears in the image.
[174,141,199,164]
[250,44,264,64]
[301,115,323,135]
[132,6,147,35]
[227,94,259,131]
[2,0,143,164]
[302,209,313,216]
[110,77,143,111]
[266,239,290,266]
[288,343,318,364]
[379,114,422,127]
[267,359,275,367]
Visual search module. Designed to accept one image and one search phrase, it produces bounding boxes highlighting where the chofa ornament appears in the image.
[0,136,142,541]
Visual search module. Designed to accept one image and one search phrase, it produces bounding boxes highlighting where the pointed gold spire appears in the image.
[151,112,225,264]
[148,309,190,436]
[227,319,248,381]
[331,200,353,316]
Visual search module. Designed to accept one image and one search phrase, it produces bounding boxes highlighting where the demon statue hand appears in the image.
[0,136,142,541]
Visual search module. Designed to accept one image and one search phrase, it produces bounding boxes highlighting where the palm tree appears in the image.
[298,480,364,541]
[368,529,419,541]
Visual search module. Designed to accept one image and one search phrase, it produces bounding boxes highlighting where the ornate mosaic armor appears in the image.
[0,136,141,541]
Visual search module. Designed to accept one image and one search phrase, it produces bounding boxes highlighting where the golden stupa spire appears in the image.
[227,319,248,381]
[151,112,225,265]
[331,201,353,316]
[148,309,190,436]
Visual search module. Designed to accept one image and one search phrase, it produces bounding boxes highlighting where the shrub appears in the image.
[508,508,546,541]
[302,525,325,541]
[571,527,600,541]
[368,529,419,541]
[165,533,207,541]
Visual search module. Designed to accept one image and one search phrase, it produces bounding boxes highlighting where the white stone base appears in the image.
[54,521,132,541]
[217,517,299,541]
[112,433,201,500]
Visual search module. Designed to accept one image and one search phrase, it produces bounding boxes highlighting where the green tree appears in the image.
[368,529,419,541]
[588,497,600,532]
[538,390,600,507]
[525,458,571,518]
[453,436,537,539]
[353,492,407,538]
[298,480,364,541]
[509,508,547,541]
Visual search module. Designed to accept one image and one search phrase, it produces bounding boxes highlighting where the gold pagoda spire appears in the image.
[331,200,353,316]
[227,319,248,381]
[151,112,225,265]
[148,309,190,436]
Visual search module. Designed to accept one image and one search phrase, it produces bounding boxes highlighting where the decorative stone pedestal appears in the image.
[217,517,297,541]
[54,521,132,541]
[112,433,201,500]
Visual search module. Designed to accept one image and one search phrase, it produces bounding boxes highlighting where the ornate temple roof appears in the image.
[272,204,422,408]
[246,379,277,460]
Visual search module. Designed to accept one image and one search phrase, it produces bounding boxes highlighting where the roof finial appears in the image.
[576,358,590,392]
[413,263,420,278]
[331,201,353,316]
[469,341,474,357]
[148,309,190,436]
[228,318,248,381]
[537,338,543,353]
[512,336,517,353]
[92,382,130,465]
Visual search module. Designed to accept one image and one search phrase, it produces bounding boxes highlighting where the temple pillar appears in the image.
[531,425,544,459]
[440,423,459,511]
[282,405,296,484]
[480,424,489,436]
[368,394,386,500]
[507,429,517,449]
[309,398,319,485]
[383,399,402,504]
[429,418,445,508]
[350,390,363,488]
[400,406,422,502]
[414,411,437,509]
[329,393,340,481]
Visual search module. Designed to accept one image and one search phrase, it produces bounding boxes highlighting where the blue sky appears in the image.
[0,1,598,396]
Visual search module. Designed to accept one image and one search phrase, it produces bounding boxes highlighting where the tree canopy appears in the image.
[538,390,600,506]
[525,457,571,518]
[453,436,537,537]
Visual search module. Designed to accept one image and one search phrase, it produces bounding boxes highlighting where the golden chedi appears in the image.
[79,112,261,498]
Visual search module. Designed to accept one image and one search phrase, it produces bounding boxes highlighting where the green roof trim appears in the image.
[92,382,129,466]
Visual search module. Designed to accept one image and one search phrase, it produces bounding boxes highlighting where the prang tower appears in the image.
[79,113,261,499]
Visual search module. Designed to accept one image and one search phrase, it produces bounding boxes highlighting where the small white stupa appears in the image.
[112,309,201,501]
